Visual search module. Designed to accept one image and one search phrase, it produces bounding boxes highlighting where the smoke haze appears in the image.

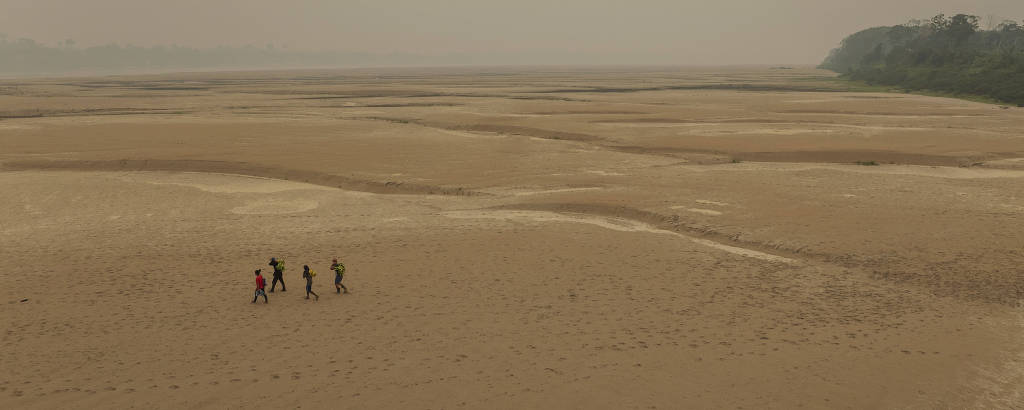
[3,0,1024,66]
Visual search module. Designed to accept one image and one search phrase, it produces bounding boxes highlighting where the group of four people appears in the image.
[252,257,348,303]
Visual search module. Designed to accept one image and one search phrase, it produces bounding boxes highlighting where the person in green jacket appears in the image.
[331,258,348,294]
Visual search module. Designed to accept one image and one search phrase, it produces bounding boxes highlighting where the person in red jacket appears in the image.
[252,269,268,304]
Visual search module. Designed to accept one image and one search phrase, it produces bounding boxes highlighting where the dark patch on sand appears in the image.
[1,159,486,197]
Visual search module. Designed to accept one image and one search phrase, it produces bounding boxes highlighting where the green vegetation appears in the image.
[854,161,880,166]
[821,14,1024,106]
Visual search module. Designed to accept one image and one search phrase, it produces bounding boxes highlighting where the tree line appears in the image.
[820,14,1024,105]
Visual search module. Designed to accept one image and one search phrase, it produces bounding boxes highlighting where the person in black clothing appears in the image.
[269,257,286,292]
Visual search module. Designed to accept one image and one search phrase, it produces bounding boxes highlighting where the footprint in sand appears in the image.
[23,204,43,215]
[998,204,1024,213]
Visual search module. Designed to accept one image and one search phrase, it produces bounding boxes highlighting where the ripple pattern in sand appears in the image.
[230,199,319,215]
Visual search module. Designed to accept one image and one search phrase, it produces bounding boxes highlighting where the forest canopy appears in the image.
[821,14,1024,105]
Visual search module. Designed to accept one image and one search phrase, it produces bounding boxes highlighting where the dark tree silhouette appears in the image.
[821,14,1024,105]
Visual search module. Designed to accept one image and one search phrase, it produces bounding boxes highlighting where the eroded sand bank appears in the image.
[2,67,1023,409]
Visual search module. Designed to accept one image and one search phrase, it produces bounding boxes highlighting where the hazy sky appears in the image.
[3,0,1024,65]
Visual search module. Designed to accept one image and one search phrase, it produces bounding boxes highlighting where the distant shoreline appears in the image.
[0,64,823,81]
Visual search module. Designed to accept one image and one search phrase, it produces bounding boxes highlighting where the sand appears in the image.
[1,66,1023,409]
